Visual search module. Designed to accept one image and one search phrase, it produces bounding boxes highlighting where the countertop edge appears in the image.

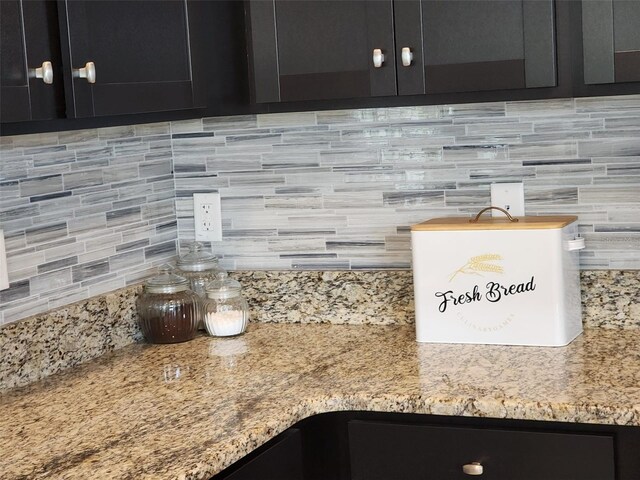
[187,391,640,479]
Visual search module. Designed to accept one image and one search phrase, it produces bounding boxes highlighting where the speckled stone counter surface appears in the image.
[2,323,640,480]
[1,270,638,391]
[0,285,142,391]
[239,270,640,328]
[581,270,640,328]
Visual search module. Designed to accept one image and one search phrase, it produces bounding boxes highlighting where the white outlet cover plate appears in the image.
[490,183,525,217]
[194,193,222,242]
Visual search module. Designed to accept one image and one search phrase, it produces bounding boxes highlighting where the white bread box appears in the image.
[411,207,585,346]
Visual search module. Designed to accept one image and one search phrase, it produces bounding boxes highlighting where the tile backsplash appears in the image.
[0,124,178,325]
[174,96,640,271]
[2,95,640,325]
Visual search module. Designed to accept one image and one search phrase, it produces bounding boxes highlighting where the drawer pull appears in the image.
[462,462,484,475]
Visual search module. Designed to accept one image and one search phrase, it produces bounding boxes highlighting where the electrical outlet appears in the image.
[193,193,222,242]
[0,230,9,291]
[490,183,525,217]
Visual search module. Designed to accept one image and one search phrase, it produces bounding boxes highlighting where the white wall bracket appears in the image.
[0,230,10,291]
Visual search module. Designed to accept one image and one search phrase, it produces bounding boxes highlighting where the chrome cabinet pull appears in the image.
[73,61,96,84]
[462,462,484,475]
[372,48,385,68]
[31,61,53,84]
[401,47,413,66]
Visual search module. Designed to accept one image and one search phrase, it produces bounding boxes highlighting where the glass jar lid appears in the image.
[176,242,219,272]
[206,272,242,300]
[144,265,190,294]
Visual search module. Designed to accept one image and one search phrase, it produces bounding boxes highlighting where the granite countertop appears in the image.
[2,323,640,480]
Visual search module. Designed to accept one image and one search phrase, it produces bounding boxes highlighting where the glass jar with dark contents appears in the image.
[136,266,198,344]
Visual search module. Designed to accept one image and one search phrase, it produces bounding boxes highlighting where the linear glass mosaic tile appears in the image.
[2,95,640,326]
[1,125,177,325]
[173,95,640,274]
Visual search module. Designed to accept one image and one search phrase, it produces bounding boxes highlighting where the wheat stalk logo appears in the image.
[449,254,503,281]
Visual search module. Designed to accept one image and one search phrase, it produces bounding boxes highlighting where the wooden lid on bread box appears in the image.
[411,207,578,232]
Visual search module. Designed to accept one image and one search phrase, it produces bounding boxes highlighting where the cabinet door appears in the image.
[59,0,202,118]
[213,429,304,480]
[0,0,63,123]
[395,0,557,95]
[582,0,640,84]
[349,420,615,480]
[246,0,396,103]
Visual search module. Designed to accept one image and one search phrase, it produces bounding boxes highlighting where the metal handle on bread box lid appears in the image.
[469,206,519,223]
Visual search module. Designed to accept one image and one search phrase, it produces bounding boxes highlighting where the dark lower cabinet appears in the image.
[210,412,640,480]
[212,429,304,480]
[349,420,614,480]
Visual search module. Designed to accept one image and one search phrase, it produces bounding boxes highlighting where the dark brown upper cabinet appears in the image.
[59,0,204,118]
[582,0,640,84]
[246,0,396,103]
[0,1,64,123]
[246,0,557,104]
[1,0,205,125]
[396,0,557,95]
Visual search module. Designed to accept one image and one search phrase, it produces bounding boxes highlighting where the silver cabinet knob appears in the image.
[31,61,53,84]
[372,48,385,68]
[73,61,96,84]
[401,47,413,67]
[463,462,484,475]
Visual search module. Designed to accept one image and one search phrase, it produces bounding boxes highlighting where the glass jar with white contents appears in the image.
[202,272,249,337]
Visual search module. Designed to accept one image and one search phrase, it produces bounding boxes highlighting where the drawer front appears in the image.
[349,421,615,480]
